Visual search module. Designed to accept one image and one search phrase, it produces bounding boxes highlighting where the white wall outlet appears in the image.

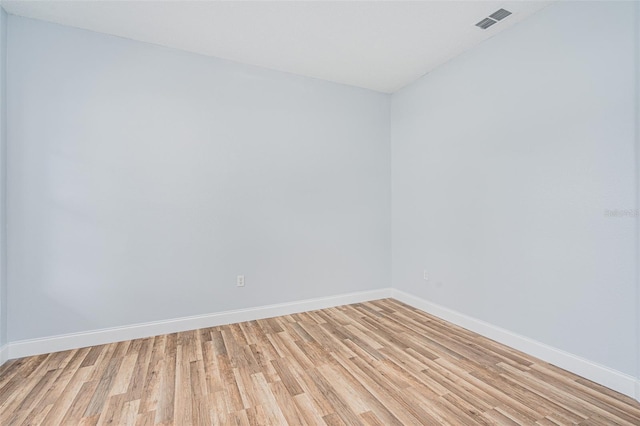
[237,275,245,287]
[423,270,429,281]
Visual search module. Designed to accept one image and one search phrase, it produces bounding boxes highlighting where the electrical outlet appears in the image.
[423,270,429,281]
[237,275,245,287]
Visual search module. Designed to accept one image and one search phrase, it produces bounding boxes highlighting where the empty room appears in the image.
[0,0,639,424]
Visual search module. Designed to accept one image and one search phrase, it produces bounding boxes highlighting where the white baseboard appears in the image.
[4,287,639,403]
[391,289,639,402]
[7,288,392,360]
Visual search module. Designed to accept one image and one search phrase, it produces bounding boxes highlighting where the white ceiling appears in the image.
[1,0,551,93]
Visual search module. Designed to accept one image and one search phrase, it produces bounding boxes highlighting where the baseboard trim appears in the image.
[5,287,639,403]
[391,289,639,401]
[7,288,392,360]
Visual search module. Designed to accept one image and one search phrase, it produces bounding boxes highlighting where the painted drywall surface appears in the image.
[636,0,640,389]
[391,1,638,375]
[7,16,391,341]
[0,9,7,349]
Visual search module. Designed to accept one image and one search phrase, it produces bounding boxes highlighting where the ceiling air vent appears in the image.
[490,9,512,21]
[475,9,512,30]
[475,18,497,30]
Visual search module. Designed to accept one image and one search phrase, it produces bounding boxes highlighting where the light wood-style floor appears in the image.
[1,299,639,425]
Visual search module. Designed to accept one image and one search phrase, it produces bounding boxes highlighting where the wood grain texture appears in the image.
[1,299,639,425]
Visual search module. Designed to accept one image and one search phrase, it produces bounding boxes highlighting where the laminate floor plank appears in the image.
[1,299,639,425]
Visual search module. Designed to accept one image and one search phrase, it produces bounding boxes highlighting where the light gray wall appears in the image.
[391,1,638,376]
[0,9,7,349]
[7,16,391,341]
[636,0,640,384]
